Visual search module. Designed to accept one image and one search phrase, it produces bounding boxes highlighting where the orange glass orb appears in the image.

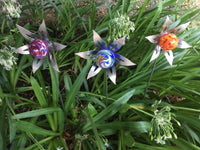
[158,33,178,50]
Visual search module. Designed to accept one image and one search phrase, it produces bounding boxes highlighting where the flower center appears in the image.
[158,33,178,50]
[28,39,49,59]
[96,50,115,69]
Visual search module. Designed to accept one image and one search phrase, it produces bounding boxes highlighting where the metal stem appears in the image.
[144,58,157,98]
[105,71,108,106]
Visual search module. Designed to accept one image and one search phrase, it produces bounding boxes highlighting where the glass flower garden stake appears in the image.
[144,16,191,98]
[75,30,135,84]
[146,16,191,66]
[15,20,66,73]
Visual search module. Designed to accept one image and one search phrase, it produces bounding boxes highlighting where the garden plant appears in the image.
[1,0,200,150]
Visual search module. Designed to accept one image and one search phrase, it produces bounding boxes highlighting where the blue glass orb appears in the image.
[96,50,115,69]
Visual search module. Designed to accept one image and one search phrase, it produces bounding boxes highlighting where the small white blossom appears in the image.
[105,142,109,147]
[154,109,159,115]
[155,137,166,144]
[0,46,17,70]
[56,147,63,150]
[2,0,22,18]
[150,106,177,145]
[108,12,135,41]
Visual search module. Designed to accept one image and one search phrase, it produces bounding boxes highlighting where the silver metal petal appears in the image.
[163,50,173,66]
[109,36,126,51]
[93,30,106,49]
[16,24,38,41]
[177,40,191,49]
[32,58,44,73]
[145,35,159,44]
[15,45,30,54]
[150,45,161,62]
[48,51,60,72]
[174,22,190,34]
[162,16,172,32]
[115,53,136,66]
[39,20,47,37]
[107,66,116,84]
[87,64,102,79]
[75,50,97,59]
[52,42,67,51]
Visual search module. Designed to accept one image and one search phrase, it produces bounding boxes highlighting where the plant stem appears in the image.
[172,106,200,112]
[105,71,108,106]
[144,58,157,98]
[130,105,154,117]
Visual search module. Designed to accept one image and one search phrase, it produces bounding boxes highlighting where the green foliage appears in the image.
[0,0,200,149]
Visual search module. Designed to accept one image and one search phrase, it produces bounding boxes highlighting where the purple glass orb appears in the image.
[28,39,49,59]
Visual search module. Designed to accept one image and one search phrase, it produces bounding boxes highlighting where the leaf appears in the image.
[12,107,61,119]
[124,132,135,147]
[88,103,98,117]
[0,133,3,150]
[97,121,150,135]
[64,72,72,93]
[8,113,16,142]
[14,121,59,136]
[49,65,59,105]
[82,89,135,132]
[65,61,91,112]
[172,138,200,150]
[58,109,65,133]
[30,76,47,107]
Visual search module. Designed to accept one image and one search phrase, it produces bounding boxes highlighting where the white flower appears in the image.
[154,109,159,115]
[0,46,17,70]
[105,142,109,147]
[109,12,135,40]
[154,137,166,144]
[2,0,22,18]
[56,147,63,150]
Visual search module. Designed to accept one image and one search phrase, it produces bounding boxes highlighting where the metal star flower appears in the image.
[15,20,66,73]
[146,16,191,66]
[75,30,135,84]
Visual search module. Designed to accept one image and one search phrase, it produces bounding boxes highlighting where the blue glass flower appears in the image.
[15,20,66,73]
[75,30,135,84]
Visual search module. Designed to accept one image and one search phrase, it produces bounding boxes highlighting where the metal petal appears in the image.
[177,40,191,49]
[75,50,97,59]
[93,30,107,49]
[16,24,38,41]
[109,36,125,51]
[174,22,190,34]
[163,50,173,66]
[87,64,102,79]
[32,58,44,73]
[15,45,30,54]
[39,20,48,38]
[145,35,159,44]
[115,53,136,66]
[162,16,172,32]
[150,45,161,62]
[52,42,67,51]
[48,51,60,72]
[107,66,116,84]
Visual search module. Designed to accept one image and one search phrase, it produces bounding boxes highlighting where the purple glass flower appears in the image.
[146,16,191,66]
[15,20,66,73]
[75,30,135,84]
